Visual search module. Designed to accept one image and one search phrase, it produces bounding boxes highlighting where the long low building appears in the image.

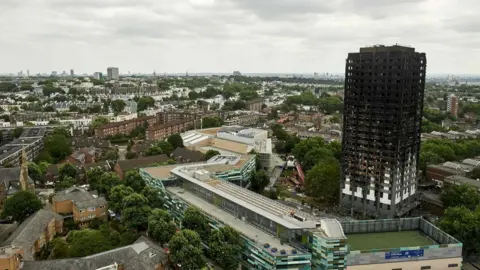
[140,158,464,269]
[0,127,46,167]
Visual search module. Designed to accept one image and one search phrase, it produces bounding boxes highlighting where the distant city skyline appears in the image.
[0,0,478,75]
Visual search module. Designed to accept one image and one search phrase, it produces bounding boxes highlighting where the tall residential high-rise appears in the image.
[94,72,103,80]
[447,94,459,117]
[340,45,426,218]
[107,67,119,80]
[70,69,75,76]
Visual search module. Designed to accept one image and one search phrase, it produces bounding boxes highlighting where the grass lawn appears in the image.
[347,231,436,251]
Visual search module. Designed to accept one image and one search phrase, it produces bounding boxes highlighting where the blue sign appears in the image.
[385,249,424,259]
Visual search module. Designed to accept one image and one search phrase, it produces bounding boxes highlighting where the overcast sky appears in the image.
[0,0,478,75]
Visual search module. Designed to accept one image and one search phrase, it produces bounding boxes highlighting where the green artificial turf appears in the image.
[347,231,436,251]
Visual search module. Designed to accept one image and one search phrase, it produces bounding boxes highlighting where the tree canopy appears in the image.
[2,191,43,222]
[305,158,341,203]
[125,170,146,193]
[111,99,126,114]
[441,184,480,211]
[208,226,242,269]
[167,134,184,149]
[148,209,176,245]
[168,229,205,270]
[202,116,224,128]
[204,150,221,161]
[121,193,152,231]
[109,185,134,213]
[250,170,270,194]
[182,207,210,241]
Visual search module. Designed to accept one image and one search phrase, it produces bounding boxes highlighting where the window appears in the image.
[392,268,402,270]
[88,207,96,212]
[448,264,458,268]
[421,267,431,270]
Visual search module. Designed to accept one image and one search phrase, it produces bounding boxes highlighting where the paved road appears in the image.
[117,145,127,160]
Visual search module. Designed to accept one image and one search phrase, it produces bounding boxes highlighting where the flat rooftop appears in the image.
[142,155,252,179]
[167,187,299,255]
[347,231,436,251]
[172,163,317,230]
[143,165,178,179]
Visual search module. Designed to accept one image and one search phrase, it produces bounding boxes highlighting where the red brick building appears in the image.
[146,121,192,141]
[94,116,157,138]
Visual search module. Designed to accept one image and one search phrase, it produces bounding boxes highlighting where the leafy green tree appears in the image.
[182,207,210,241]
[109,185,134,213]
[28,162,43,185]
[69,105,79,112]
[305,158,340,203]
[111,99,126,114]
[91,116,110,129]
[142,186,165,209]
[68,229,113,257]
[43,105,55,112]
[202,116,224,128]
[13,127,23,138]
[250,170,270,193]
[292,137,325,165]
[2,191,43,222]
[441,184,480,210]
[317,96,343,114]
[145,146,163,157]
[97,172,121,197]
[122,193,152,231]
[86,168,104,190]
[419,151,444,173]
[59,163,77,180]
[271,124,290,141]
[101,149,119,161]
[44,134,72,163]
[125,170,146,193]
[167,134,184,149]
[55,176,76,191]
[326,141,342,160]
[169,230,205,270]
[148,209,177,245]
[50,238,70,259]
[157,141,174,156]
[421,141,456,161]
[439,206,480,256]
[303,147,334,171]
[204,150,220,160]
[208,226,242,269]
[137,96,155,112]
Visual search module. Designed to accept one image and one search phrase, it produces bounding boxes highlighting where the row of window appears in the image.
[78,205,105,213]
[393,264,458,270]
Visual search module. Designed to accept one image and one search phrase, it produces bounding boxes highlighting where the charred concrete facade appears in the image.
[340,45,426,218]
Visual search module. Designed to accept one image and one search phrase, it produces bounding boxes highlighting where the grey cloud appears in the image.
[0,0,479,74]
[228,0,334,20]
[445,15,480,33]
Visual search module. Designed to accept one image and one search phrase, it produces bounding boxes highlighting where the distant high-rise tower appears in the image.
[447,94,458,118]
[26,70,30,77]
[340,45,427,218]
[107,67,120,80]
[70,69,75,76]
[94,72,103,80]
